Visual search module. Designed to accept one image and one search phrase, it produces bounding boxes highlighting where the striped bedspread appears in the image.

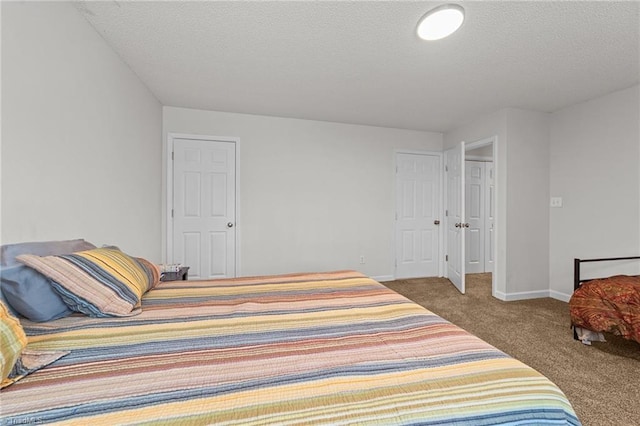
[3,271,580,425]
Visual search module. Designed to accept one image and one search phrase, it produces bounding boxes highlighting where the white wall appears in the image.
[1,2,162,261]
[504,109,550,295]
[549,85,640,299]
[163,107,443,278]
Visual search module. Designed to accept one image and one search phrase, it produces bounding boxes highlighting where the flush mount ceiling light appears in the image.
[416,4,465,41]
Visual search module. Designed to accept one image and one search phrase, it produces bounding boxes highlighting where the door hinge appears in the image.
[171,209,174,218]
[445,165,448,172]
[171,151,174,161]
[445,209,448,216]
[445,255,448,262]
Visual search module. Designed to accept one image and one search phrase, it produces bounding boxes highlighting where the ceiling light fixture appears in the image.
[416,4,465,41]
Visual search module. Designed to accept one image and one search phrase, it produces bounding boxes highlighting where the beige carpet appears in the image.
[382,273,640,426]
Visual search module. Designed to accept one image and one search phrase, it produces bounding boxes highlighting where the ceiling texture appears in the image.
[75,1,640,133]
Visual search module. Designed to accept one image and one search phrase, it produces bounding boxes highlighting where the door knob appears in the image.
[463,223,470,228]
[434,220,440,225]
[455,223,460,228]
[227,222,234,228]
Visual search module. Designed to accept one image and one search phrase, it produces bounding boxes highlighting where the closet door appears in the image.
[395,153,440,279]
[172,138,237,279]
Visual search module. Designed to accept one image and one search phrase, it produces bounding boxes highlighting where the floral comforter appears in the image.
[570,275,640,343]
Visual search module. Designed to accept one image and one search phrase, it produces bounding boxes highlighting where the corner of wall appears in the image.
[549,84,640,293]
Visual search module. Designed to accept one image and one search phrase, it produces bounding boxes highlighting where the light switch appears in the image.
[550,197,563,208]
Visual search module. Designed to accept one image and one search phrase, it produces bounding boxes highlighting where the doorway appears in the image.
[166,134,239,279]
[464,158,494,274]
[444,136,498,297]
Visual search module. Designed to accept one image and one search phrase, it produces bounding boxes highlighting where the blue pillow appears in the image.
[0,239,97,267]
[0,265,73,322]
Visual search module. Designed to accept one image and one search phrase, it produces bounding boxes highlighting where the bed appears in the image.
[2,248,580,424]
[570,256,640,344]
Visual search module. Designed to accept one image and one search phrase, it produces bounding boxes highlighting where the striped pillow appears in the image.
[1,300,27,388]
[17,248,160,317]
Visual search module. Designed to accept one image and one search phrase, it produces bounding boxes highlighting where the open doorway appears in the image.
[465,146,493,274]
[444,136,498,298]
[465,137,496,297]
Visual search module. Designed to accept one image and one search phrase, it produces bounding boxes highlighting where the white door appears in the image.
[484,162,495,272]
[172,138,236,279]
[445,143,465,293]
[395,153,440,279]
[465,161,484,274]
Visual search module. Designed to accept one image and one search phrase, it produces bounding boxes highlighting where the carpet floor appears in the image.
[382,273,640,426]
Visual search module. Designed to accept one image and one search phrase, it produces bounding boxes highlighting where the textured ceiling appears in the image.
[75,1,640,133]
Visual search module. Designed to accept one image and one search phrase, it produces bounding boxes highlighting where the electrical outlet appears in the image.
[359,255,365,264]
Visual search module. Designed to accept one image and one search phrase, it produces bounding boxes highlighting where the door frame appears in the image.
[165,133,241,276]
[464,136,499,299]
[393,149,444,278]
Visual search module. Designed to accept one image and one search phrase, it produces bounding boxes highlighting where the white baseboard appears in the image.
[373,275,573,302]
[494,289,572,302]
[372,275,394,283]
[493,291,508,301]
[496,289,550,301]
[549,290,572,303]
